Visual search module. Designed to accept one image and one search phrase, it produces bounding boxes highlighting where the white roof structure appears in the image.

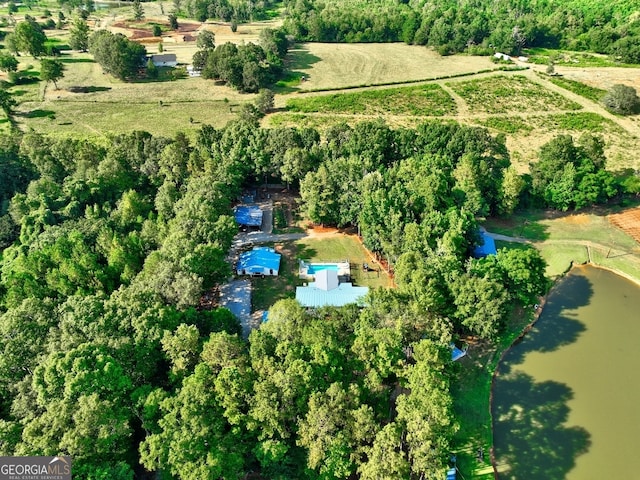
[315,269,339,291]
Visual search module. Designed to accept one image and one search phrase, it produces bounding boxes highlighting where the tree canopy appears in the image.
[11,17,47,57]
[282,0,640,61]
[89,30,147,81]
[0,119,555,478]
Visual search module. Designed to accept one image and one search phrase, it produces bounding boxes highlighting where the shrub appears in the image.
[602,84,640,115]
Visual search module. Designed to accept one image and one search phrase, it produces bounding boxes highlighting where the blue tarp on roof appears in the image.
[473,231,497,258]
[235,205,263,227]
[296,283,369,308]
[451,344,467,362]
[237,247,281,274]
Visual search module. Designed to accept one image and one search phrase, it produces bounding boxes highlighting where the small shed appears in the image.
[451,344,467,362]
[150,53,178,67]
[187,65,201,77]
[237,247,281,276]
[493,52,511,61]
[234,205,263,228]
[473,231,497,258]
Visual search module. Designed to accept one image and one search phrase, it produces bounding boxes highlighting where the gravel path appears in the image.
[219,279,253,338]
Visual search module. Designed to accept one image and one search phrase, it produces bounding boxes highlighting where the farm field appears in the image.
[285,42,496,91]
[271,64,640,172]
[286,83,457,116]
[2,12,640,169]
[446,75,582,113]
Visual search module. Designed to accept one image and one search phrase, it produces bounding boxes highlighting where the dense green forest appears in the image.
[0,118,565,478]
[283,0,640,61]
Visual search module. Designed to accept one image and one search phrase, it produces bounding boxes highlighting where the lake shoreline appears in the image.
[489,257,640,478]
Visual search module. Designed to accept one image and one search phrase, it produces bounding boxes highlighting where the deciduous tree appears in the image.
[40,58,65,89]
[13,18,47,57]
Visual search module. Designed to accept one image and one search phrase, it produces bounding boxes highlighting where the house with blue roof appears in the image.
[234,205,263,228]
[296,269,369,308]
[473,231,497,258]
[236,247,281,276]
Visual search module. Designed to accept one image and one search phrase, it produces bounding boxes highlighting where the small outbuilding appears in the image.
[451,344,468,362]
[237,247,281,276]
[234,205,263,228]
[187,65,201,77]
[473,231,497,258]
[150,53,178,67]
[296,269,369,308]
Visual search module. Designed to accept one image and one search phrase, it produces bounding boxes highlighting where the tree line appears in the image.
[2,116,620,477]
[179,0,279,23]
[283,0,640,61]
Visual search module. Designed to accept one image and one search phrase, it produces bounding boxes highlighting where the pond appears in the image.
[492,265,640,479]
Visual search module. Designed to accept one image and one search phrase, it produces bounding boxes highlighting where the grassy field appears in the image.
[543,74,607,102]
[8,51,251,136]
[286,43,495,92]
[524,48,637,68]
[447,74,582,114]
[286,83,456,116]
[484,209,640,278]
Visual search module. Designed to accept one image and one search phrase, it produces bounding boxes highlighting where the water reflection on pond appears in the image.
[493,265,640,479]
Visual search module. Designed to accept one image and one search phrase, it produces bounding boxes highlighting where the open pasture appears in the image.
[287,43,495,91]
[447,74,583,114]
[12,51,251,136]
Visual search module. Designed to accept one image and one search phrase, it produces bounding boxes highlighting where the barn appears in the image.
[150,53,178,67]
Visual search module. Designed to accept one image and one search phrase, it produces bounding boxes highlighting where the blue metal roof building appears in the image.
[235,205,263,227]
[236,247,281,276]
[473,231,497,258]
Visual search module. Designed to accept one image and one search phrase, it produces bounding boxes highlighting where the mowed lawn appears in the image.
[485,210,640,279]
[250,234,391,312]
[287,43,495,91]
[296,234,391,289]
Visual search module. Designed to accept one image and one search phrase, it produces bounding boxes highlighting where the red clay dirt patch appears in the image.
[559,213,590,225]
[112,20,200,42]
[609,207,640,244]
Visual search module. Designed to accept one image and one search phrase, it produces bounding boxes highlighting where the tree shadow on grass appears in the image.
[21,109,56,119]
[493,372,591,479]
[286,46,321,71]
[67,86,112,93]
[59,58,95,63]
[296,244,317,260]
[9,89,30,97]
